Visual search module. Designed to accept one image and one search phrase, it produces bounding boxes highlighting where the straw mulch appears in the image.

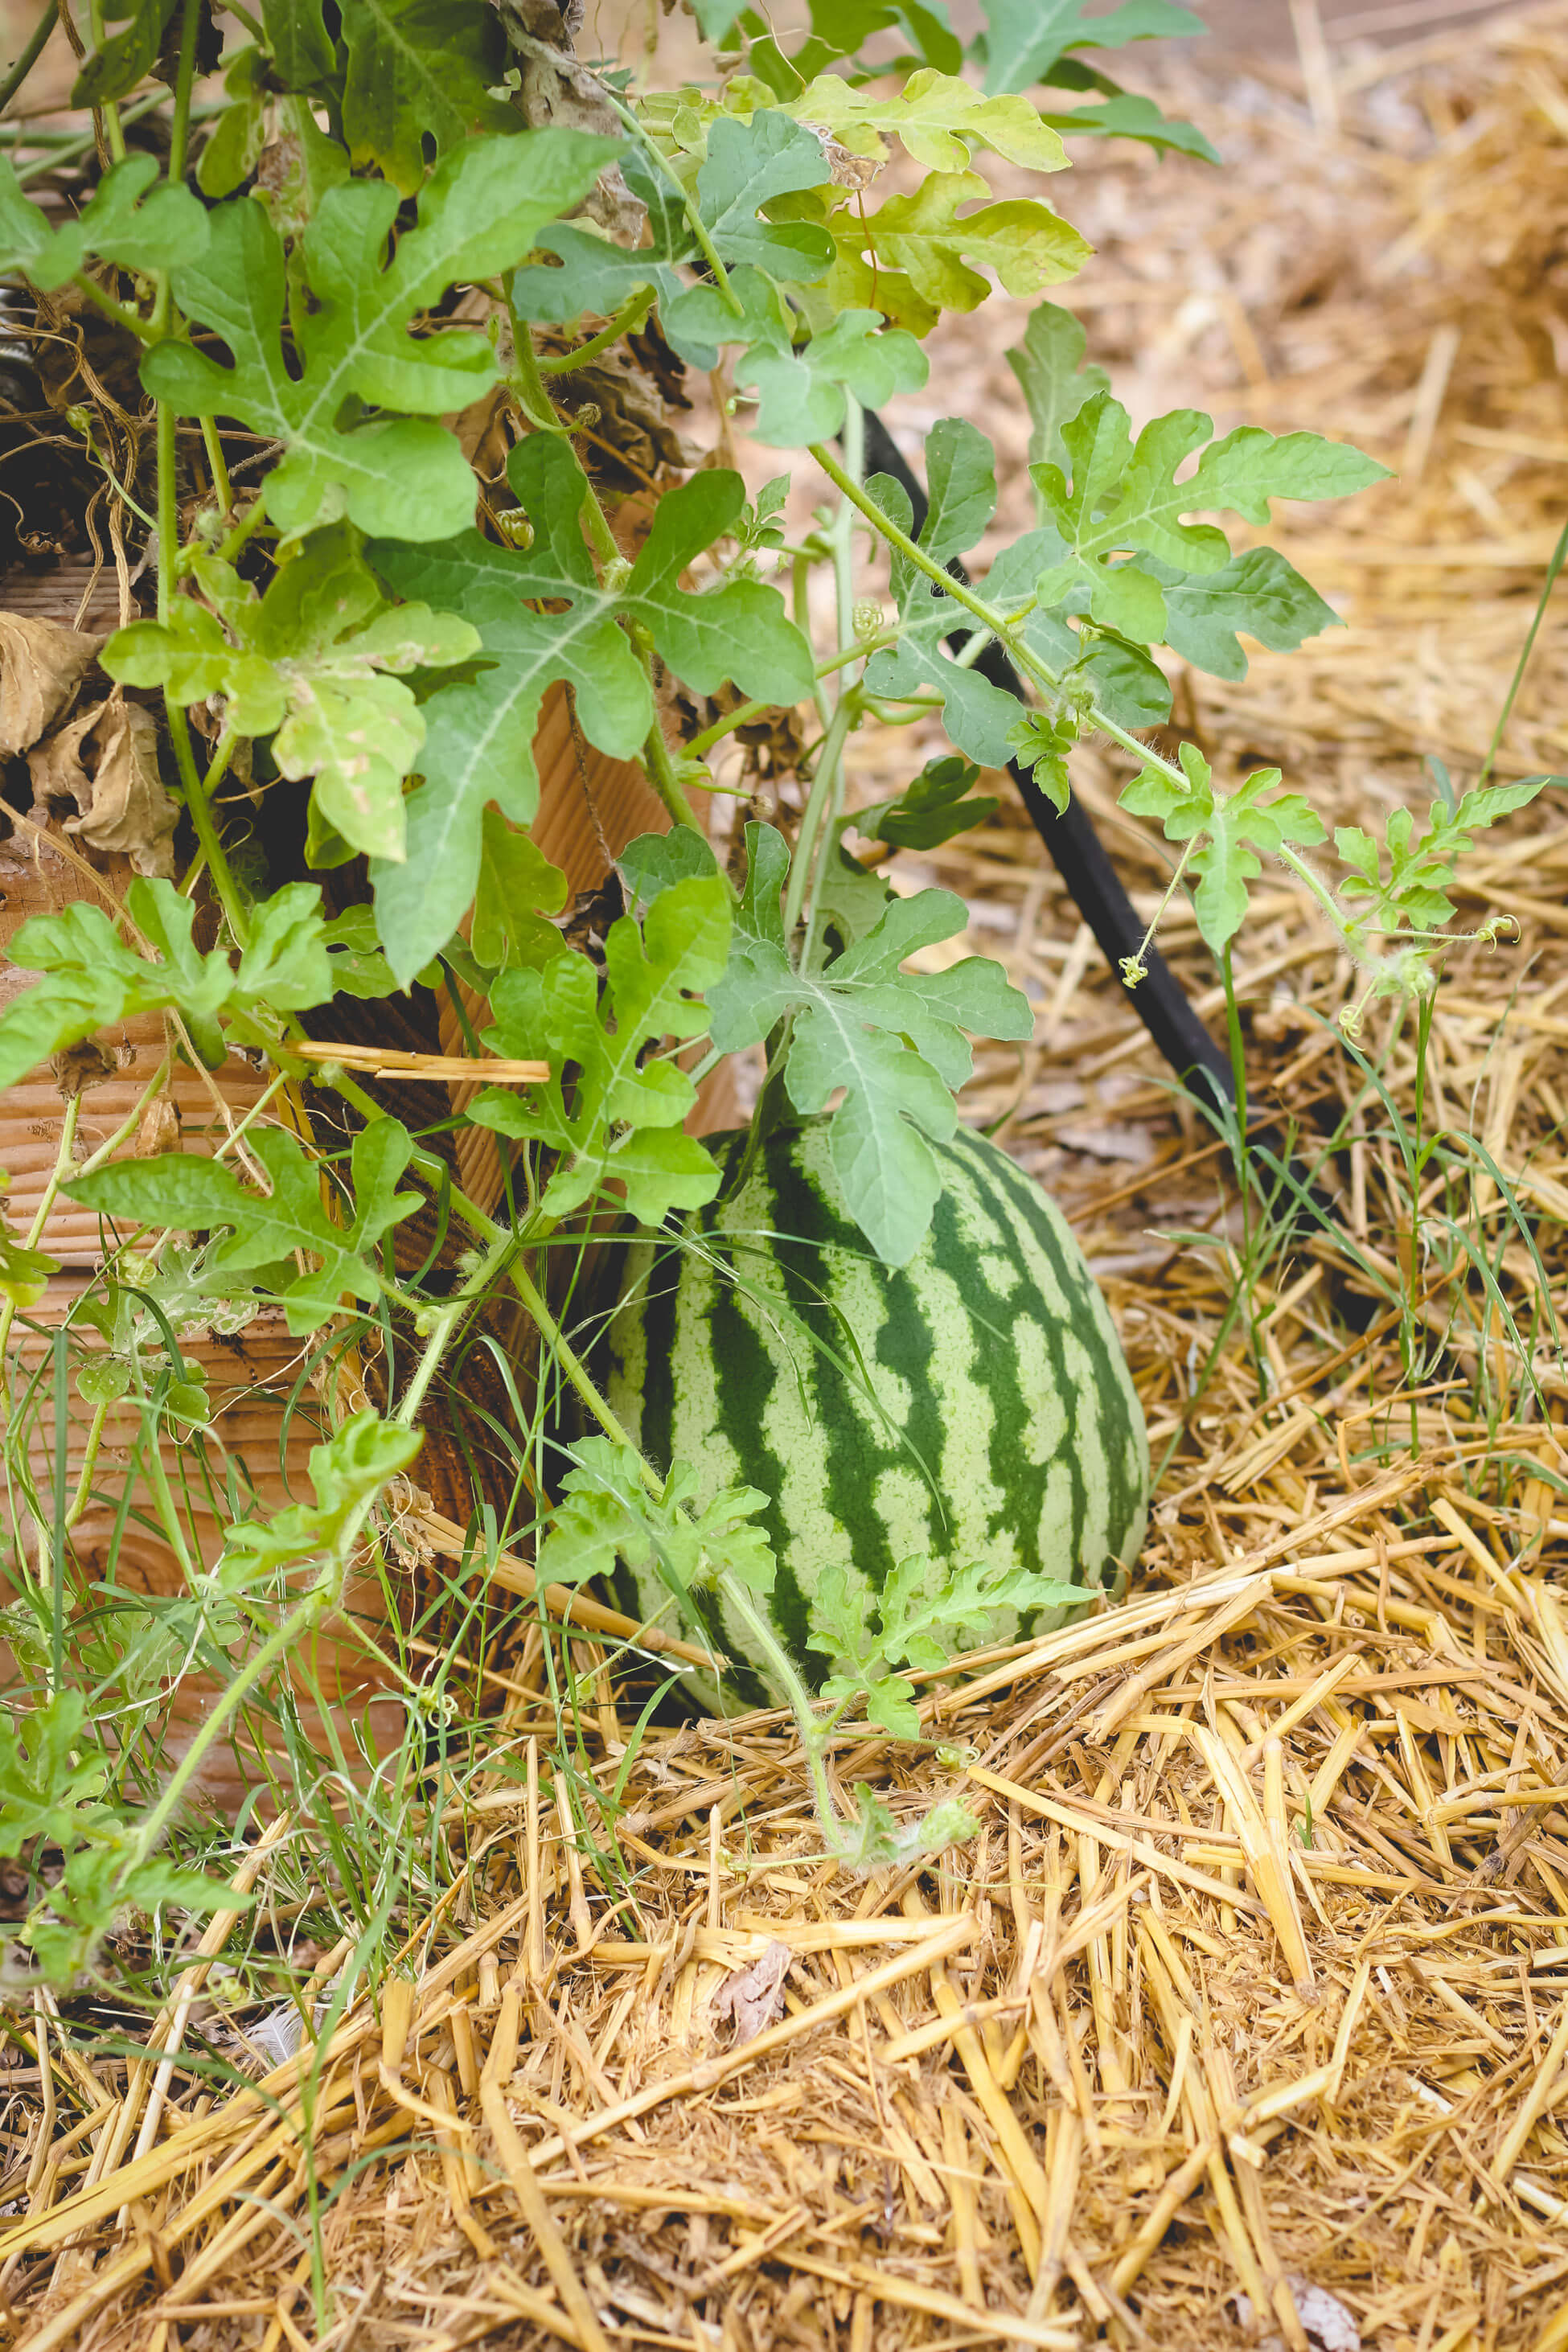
[14,8,1568,2347]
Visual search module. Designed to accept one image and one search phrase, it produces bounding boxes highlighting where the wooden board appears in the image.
[1,562,740,1813]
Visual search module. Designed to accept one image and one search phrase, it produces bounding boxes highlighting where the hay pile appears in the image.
[12,10,1568,2347]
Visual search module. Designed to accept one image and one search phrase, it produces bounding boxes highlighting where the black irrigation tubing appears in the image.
[857,407,1234,1106]
[855,406,1344,1241]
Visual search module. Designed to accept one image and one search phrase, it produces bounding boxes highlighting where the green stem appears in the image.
[808,439,1189,790]
[1476,511,1568,790]
[785,688,858,950]
[794,404,864,961]
[830,400,864,696]
[165,714,245,939]
[0,1093,80,1377]
[215,495,271,567]
[504,310,622,568]
[538,289,656,375]
[154,395,177,622]
[63,1398,109,1533]
[71,1057,170,1183]
[70,273,152,342]
[508,1254,649,1488]
[128,1593,323,1864]
[1275,844,1355,943]
[0,0,58,119]
[683,630,902,764]
[716,1583,845,1838]
[596,88,742,316]
[640,716,700,832]
[200,417,232,515]
[164,0,199,180]
[399,1230,515,1430]
[133,1395,197,1582]
[145,0,199,639]
[1407,987,1436,1460]
[84,0,127,162]
[1219,942,1260,1392]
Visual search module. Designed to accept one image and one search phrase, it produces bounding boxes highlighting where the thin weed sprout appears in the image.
[1152,904,1565,1490]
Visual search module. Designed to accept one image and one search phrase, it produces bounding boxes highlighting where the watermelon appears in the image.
[589,1117,1149,1710]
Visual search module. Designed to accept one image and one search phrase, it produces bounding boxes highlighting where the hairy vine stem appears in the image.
[807,438,1194,797]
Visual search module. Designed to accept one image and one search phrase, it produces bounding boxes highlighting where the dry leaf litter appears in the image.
[12,9,1568,2350]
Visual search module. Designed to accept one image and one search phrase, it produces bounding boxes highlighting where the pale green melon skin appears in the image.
[593,1119,1149,1711]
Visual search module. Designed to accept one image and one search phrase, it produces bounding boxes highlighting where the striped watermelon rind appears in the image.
[589,1117,1149,1712]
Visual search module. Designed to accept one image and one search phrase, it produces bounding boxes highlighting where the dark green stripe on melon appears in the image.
[591,1118,1149,1713]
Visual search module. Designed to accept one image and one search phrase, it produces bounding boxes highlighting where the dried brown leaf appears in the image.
[136,1094,182,1155]
[0,613,100,759]
[712,1939,792,2046]
[28,695,179,877]
[53,1038,117,1097]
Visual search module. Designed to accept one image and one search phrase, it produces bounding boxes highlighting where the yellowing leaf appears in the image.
[827,171,1090,329]
[789,69,1069,174]
[103,524,479,865]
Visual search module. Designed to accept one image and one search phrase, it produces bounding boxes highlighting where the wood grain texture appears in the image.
[1,560,741,1813]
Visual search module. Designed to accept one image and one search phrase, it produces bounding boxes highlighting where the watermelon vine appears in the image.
[0,0,1554,1966]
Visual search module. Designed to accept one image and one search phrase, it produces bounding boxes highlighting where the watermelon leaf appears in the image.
[1041,91,1219,163]
[62,1119,420,1335]
[617,827,720,912]
[1121,743,1326,959]
[784,68,1069,174]
[852,754,999,852]
[1,878,344,1089]
[1032,390,1391,585]
[215,1411,423,1597]
[709,823,1033,1264]
[824,170,1091,334]
[0,1206,56,1311]
[1155,548,1342,682]
[369,439,810,983]
[339,0,515,195]
[1333,777,1560,941]
[1005,302,1110,486]
[694,113,838,283]
[976,0,1205,94]
[142,130,617,540]
[0,152,209,289]
[470,877,732,1228]
[0,1687,249,1985]
[679,272,927,448]
[863,426,1029,768]
[540,1440,776,1615]
[260,0,336,88]
[72,0,177,105]
[812,1554,1087,1737]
